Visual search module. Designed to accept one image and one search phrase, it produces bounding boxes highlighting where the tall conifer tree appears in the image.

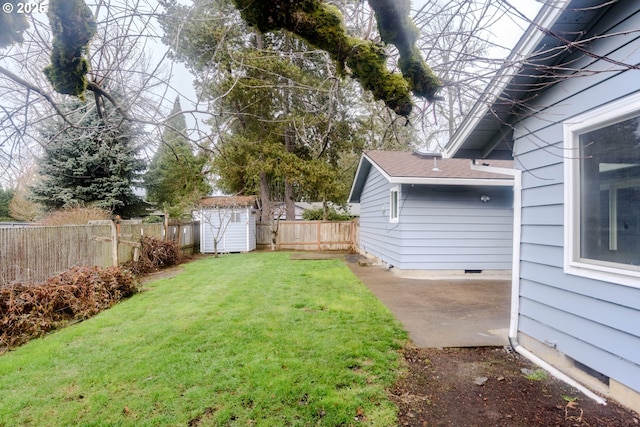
[144,97,210,217]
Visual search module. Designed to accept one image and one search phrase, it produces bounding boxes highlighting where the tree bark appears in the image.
[259,171,271,224]
[284,127,295,221]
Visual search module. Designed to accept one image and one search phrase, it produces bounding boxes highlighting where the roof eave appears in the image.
[442,0,571,159]
[348,155,372,203]
[389,177,514,187]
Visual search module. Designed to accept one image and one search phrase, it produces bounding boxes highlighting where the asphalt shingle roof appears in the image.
[200,196,256,208]
[364,151,513,180]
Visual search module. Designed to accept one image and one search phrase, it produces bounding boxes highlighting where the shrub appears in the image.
[0,266,138,348]
[302,206,353,221]
[38,206,112,226]
[126,236,182,275]
[143,215,163,223]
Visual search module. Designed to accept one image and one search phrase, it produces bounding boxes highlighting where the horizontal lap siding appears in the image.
[201,208,252,253]
[223,221,248,252]
[513,2,640,393]
[358,167,402,266]
[396,185,513,270]
[248,214,256,250]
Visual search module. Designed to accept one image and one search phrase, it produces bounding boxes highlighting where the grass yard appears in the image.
[0,252,407,426]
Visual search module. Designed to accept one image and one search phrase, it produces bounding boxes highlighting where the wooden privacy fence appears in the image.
[0,220,198,285]
[165,220,200,256]
[256,220,358,251]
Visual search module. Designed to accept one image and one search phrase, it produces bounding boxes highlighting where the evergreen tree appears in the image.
[161,1,402,220]
[0,186,14,219]
[30,101,146,217]
[143,97,211,218]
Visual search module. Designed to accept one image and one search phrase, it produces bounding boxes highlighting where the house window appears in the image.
[229,212,242,223]
[390,186,400,223]
[564,93,640,287]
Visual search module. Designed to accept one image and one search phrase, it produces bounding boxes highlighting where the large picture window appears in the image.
[564,93,640,286]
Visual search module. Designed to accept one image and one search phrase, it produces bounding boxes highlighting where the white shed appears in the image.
[199,196,256,254]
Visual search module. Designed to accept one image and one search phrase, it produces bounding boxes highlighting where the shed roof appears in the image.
[348,151,513,203]
[200,196,256,208]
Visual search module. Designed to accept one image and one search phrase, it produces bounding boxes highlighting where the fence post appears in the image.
[110,219,119,267]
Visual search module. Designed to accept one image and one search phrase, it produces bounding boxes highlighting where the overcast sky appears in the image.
[163,0,544,130]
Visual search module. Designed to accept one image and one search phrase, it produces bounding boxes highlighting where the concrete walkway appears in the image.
[345,259,511,348]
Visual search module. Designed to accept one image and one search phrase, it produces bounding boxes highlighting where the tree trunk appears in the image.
[283,34,296,221]
[259,171,271,224]
[284,179,295,221]
[322,198,328,221]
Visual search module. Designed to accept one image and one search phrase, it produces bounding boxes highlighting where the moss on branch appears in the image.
[43,0,96,98]
[230,0,440,116]
[367,0,440,100]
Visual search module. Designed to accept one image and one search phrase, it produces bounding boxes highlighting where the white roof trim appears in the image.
[367,152,514,186]
[365,153,394,181]
[388,177,513,187]
[442,0,571,158]
[470,162,519,178]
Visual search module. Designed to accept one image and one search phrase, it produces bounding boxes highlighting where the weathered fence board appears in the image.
[165,220,199,255]
[256,220,357,251]
[1,225,113,284]
[0,221,198,285]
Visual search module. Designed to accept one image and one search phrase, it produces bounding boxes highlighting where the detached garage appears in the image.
[348,150,514,276]
[199,196,256,254]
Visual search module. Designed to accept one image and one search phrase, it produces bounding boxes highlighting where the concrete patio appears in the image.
[346,259,511,348]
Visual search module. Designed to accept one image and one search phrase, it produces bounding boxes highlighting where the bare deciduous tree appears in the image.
[0,0,214,190]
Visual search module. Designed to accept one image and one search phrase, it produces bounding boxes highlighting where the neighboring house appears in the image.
[348,150,514,276]
[199,196,256,253]
[443,0,640,412]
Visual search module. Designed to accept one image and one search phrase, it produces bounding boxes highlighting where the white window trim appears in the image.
[389,185,400,223]
[563,91,640,288]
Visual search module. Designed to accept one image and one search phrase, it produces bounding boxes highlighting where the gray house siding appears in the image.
[512,2,640,394]
[201,207,256,253]
[396,185,513,270]
[358,166,402,267]
[357,165,514,271]
[248,214,256,250]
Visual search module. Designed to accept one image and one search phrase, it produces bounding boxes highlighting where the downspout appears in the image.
[472,162,606,405]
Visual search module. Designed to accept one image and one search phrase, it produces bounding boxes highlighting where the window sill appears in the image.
[565,260,640,289]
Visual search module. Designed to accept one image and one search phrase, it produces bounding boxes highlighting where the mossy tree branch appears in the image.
[43,0,96,98]
[230,0,440,116]
[367,0,441,100]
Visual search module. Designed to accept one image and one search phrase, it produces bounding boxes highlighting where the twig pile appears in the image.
[0,266,138,349]
[126,236,182,275]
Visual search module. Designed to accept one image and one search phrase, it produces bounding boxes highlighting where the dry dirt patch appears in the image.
[391,346,640,427]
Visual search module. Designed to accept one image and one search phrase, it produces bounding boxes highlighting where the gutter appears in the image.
[388,177,512,187]
[471,162,607,406]
[443,0,571,158]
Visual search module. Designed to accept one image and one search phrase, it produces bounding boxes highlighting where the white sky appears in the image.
[0,0,545,188]
[164,0,544,129]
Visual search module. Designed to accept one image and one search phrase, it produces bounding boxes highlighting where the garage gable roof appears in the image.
[349,151,513,202]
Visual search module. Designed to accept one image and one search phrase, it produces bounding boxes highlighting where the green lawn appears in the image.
[0,252,407,426]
